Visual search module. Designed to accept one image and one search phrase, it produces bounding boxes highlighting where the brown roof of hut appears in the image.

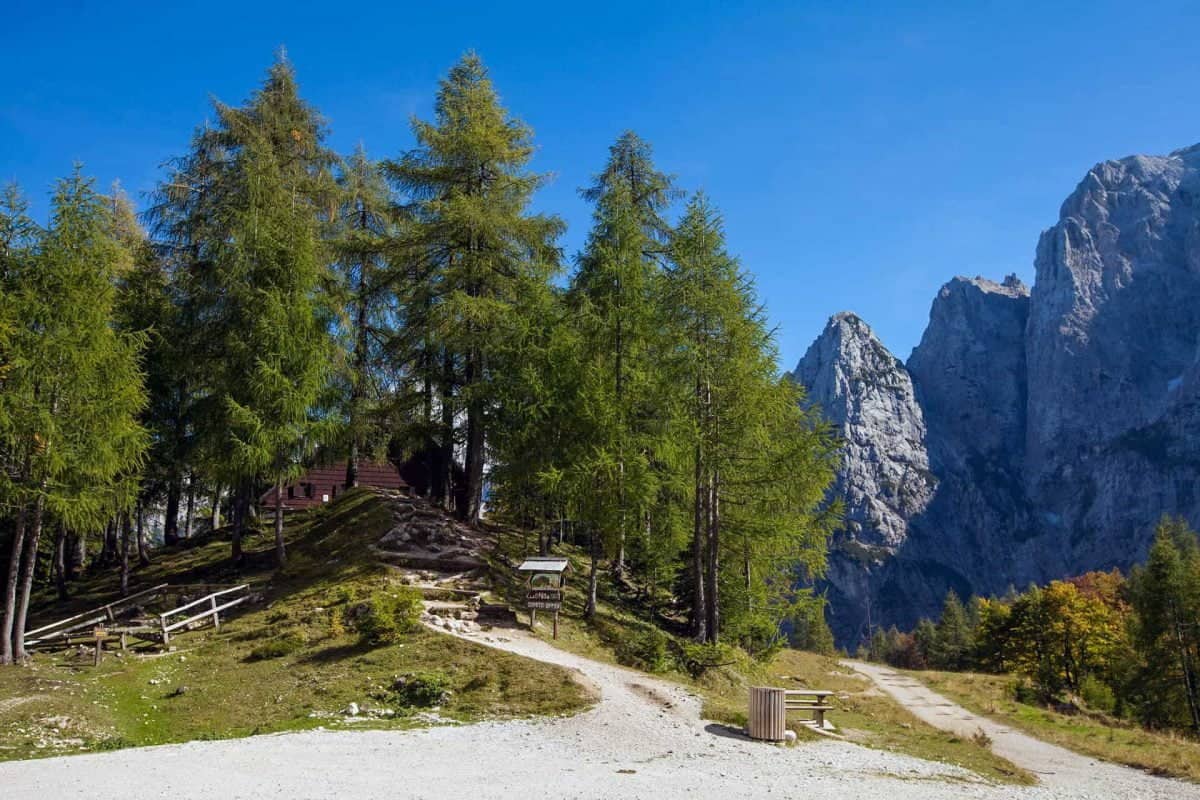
[260,459,408,510]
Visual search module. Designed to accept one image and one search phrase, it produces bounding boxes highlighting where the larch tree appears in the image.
[0,170,147,663]
[385,52,562,523]
[173,55,335,565]
[330,146,397,488]
[662,194,838,643]
[1129,515,1200,732]
[564,133,678,617]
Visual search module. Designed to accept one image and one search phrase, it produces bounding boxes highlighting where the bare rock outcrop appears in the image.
[793,143,1200,646]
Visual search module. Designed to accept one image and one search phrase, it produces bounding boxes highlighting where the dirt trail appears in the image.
[848,659,1197,796]
[1,630,1197,799]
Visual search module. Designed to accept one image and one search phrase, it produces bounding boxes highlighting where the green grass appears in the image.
[911,669,1200,783]
[487,529,1031,785]
[0,490,591,762]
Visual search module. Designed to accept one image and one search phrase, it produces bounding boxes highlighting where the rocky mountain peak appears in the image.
[793,141,1200,646]
[792,313,932,553]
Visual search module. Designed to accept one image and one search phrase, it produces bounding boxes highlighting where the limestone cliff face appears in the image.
[790,313,934,552]
[794,143,1200,646]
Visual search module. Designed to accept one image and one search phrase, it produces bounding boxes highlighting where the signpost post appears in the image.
[516,557,571,640]
[92,627,108,666]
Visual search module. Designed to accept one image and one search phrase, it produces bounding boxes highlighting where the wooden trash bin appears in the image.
[747,686,787,741]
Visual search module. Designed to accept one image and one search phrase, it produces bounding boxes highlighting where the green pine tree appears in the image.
[385,52,562,523]
[1128,515,1200,731]
[0,170,148,663]
[173,55,336,565]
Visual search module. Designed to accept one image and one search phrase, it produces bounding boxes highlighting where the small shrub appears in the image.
[614,628,672,673]
[328,606,346,638]
[671,639,739,678]
[972,728,993,748]
[247,630,307,661]
[356,587,423,645]
[391,671,452,708]
[1010,678,1042,706]
[94,736,134,751]
[1079,675,1117,713]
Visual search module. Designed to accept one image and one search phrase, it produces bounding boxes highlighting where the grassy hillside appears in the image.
[913,669,1200,782]
[486,530,1033,785]
[0,490,590,762]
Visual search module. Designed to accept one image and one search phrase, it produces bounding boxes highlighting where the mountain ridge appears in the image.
[793,142,1200,645]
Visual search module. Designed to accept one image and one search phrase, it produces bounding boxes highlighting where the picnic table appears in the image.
[784,688,834,729]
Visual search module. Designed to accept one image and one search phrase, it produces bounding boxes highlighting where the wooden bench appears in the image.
[784,689,834,729]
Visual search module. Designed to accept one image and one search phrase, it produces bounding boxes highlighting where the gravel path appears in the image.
[1,629,1196,799]
[848,659,1199,798]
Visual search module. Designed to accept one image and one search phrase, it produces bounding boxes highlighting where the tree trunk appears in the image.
[585,526,600,620]
[53,527,67,601]
[1173,606,1200,733]
[439,349,455,512]
[211,486,222,531]
[692,444,707,643]
[464,394,484,524]
[68,530,85,579]
[230,482,246,563]
[12,494,46,662]
[183,476,196,539]
[136,503,150,566]
[100,518,118,566]
[421,345,434,500]
[346,271,370,490]
[163,479,181,546]
[120,513,131,597]
[0,506,28,665]
[705,473,720,642]
[274,475,287,568]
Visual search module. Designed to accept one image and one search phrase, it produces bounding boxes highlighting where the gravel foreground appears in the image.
[1,628,1197,800]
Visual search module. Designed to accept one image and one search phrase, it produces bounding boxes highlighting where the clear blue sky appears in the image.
[4,1,1199,367]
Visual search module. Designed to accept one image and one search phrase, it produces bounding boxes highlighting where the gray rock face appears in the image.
[794,143,1200,646]
[791,313,934,552]
[1026,145,1200,492]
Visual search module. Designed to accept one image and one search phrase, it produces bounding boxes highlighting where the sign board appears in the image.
[529,572,562,589]
[92,627,108,640]
[526,587,563,611]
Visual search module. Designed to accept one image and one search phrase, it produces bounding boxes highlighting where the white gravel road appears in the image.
[1,628,1196,800]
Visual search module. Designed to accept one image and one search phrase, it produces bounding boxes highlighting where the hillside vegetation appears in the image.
[915,669,1200,783]
[0,490,590,762]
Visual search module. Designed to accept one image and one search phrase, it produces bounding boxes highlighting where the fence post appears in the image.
[211,595,220,631]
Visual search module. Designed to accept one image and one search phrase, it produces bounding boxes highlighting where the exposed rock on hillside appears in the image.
[794,143,1200,645]
[791,313,934,552]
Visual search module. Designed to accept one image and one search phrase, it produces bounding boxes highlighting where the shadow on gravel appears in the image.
[705,723,752,741]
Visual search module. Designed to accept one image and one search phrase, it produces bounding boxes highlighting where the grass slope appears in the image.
[913,669,1200,783]
[486,530,1032,785]
[0,490,590,762]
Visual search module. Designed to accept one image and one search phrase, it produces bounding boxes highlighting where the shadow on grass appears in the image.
[296,640,374,664]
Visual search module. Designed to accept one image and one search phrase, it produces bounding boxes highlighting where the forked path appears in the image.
[848,659,1197,796]
[1,629,1196,799]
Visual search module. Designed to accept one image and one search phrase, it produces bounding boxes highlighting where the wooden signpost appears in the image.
[92,627,108,666]
[516,557,571,639]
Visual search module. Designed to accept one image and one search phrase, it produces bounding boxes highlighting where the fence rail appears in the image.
[159,584,250,645]
[24,584,170,648]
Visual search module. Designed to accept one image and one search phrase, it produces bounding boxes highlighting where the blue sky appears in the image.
[4,1,1200,367]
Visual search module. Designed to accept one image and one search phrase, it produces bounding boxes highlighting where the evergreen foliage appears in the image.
[0,171,148,662]
[1,50,839,668]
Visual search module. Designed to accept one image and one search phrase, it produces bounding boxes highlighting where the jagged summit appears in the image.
[793,141,1200,645]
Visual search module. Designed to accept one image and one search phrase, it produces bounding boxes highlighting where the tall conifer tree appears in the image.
[171,55,334,565]
[0,171,147,662]
[386,52,562,523]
